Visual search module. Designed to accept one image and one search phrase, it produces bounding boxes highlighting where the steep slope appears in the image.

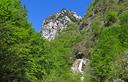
[74,0,128,81]
[40,0,128,82]
[2,0,128,82]
[40,9,82,40]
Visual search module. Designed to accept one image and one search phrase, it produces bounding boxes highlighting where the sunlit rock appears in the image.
[41,9,82,40]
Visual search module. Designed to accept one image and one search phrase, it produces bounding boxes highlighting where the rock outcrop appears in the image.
[40,9,82,40]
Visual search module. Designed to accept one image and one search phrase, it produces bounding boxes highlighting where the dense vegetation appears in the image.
[0,0,50,81]
[0,0,128,82]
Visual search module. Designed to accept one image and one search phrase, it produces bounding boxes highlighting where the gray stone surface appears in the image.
[40,9,82,40]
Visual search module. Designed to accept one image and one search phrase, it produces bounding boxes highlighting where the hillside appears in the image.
[41,0,128,82]
[0,0,128,82]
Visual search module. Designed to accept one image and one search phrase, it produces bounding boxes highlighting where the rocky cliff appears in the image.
[40,9,82,40]
[40,0,128,81]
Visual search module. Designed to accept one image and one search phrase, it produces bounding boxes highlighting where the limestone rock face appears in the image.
[40,9,82,40]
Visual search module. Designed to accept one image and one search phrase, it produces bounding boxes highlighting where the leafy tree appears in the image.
[0,0,49,81]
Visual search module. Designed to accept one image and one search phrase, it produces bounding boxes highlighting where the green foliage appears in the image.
[91,25,122,81]
[1,0,128,82]
[0,0,27,26]
[0,0,49,81]
[44,0,128,82]
[106,11,118,22]
[103,11,118,27]
[90,8,128,82]
[119,11,128,25]
[43,23,83,82]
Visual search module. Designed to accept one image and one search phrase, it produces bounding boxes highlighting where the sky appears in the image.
[21,0,92,32]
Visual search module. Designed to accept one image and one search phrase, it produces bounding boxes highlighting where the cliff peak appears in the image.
[40,9,82,40]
